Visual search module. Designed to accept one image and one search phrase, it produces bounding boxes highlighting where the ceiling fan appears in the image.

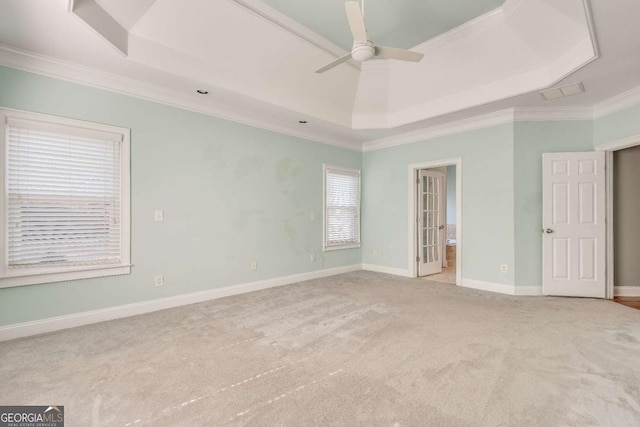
[316,1,425,74]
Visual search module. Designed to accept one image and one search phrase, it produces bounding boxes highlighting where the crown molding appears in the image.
[513,106,594,121]
[362,105,598,152]
[362,109,516,152]
[2,42,639,156]
[0,44,360,152]
[593,84,640,119]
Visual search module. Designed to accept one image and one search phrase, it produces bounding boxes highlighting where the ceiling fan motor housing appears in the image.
[352,41,375,62]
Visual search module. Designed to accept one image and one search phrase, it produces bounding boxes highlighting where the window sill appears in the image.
[0,264,131,289]
[323,243,361,252]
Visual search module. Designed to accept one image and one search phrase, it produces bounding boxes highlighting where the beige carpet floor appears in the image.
[1,271,640,426]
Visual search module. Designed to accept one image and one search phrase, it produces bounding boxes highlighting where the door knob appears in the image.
[543,228,554,234]
[438,225,445,230]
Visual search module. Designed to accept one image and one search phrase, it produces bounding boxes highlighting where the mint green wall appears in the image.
[513,121,593,287]
[362,124,516,285]
[594,104,640,146]
[0,66,361,326]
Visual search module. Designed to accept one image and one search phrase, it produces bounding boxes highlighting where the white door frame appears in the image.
[408,157,462,284]
[596,134,640,299]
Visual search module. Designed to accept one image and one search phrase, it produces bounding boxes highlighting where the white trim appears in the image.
[593,85,640,119]
[614,286,640,297]
[0,266,131,289]
[605,150,614,299]
[0,106,128,138]
[2,34,640,155]
[461,279,542,296]
[0,107,131,289]
[513,106,593,122]
[361,263,411,278]
[363,106,599,152]
[364,110,515,152]
[324,244,361,252]
[3,43,640,155]
[0,44,361,152]
[513,286,543,296]
[595,134,640,152]
[408,157,462,288]
[0,264,361,342]
[461,279,514,295]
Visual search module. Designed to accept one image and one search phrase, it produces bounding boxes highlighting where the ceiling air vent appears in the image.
[540,82,585,101]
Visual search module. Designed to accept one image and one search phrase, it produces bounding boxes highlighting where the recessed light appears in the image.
[298,120,308,124]
[196,89,209,95]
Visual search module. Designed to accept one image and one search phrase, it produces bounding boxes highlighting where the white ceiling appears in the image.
[0,0,639,150]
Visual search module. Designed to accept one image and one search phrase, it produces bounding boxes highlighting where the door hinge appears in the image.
[416,256,420,262]
[416,178,420,184]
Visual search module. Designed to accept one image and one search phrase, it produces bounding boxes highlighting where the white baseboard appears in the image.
[460,279,542,296]
[513,286,543,296]
[0,264,361,342]
[361,263,412,277]
[461,279,515,295]
[614,286,640,297]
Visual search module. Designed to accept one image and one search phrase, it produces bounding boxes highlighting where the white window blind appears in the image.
[324,165,361,250]
[6,119,123,270]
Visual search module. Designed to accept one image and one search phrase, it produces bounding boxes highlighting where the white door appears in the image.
[418,170,445,276]
[542,152,606,298]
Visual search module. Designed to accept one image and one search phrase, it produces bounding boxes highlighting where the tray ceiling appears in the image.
[0,0,639,149]
[260,0,505,51]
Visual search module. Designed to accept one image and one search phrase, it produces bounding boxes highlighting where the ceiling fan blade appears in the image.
[375,46,424,62]
[345,1,368,44]
[315,53,353,74]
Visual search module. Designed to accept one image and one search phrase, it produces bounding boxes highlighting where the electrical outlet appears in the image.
[372,249,379,258]
[500,264,508,273]
[154,275,164,287]
[310,253,316,262]
[250,260,257,271]
[310,212,316,221]
[154,210,164,221]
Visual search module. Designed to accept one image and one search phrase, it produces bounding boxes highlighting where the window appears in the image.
[324,164,361,251]
[0,108,130,288]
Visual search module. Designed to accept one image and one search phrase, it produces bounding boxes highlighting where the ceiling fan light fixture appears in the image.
[351,43,375,62]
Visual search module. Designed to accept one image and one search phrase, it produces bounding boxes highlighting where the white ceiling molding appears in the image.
[513,106,593,121]
[3,40,640,155]
[362,109,516,152]
[0,44,361,151]
[362,106,597,152]
[226,0,359,72]
[593,84,640,119]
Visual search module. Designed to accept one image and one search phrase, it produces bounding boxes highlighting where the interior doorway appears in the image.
[408,158,462,285]
[597,136,640,300]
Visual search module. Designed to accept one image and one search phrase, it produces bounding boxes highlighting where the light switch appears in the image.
[154,210,164,221]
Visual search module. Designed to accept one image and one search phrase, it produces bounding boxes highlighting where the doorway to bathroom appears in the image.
[408,158,462,285]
